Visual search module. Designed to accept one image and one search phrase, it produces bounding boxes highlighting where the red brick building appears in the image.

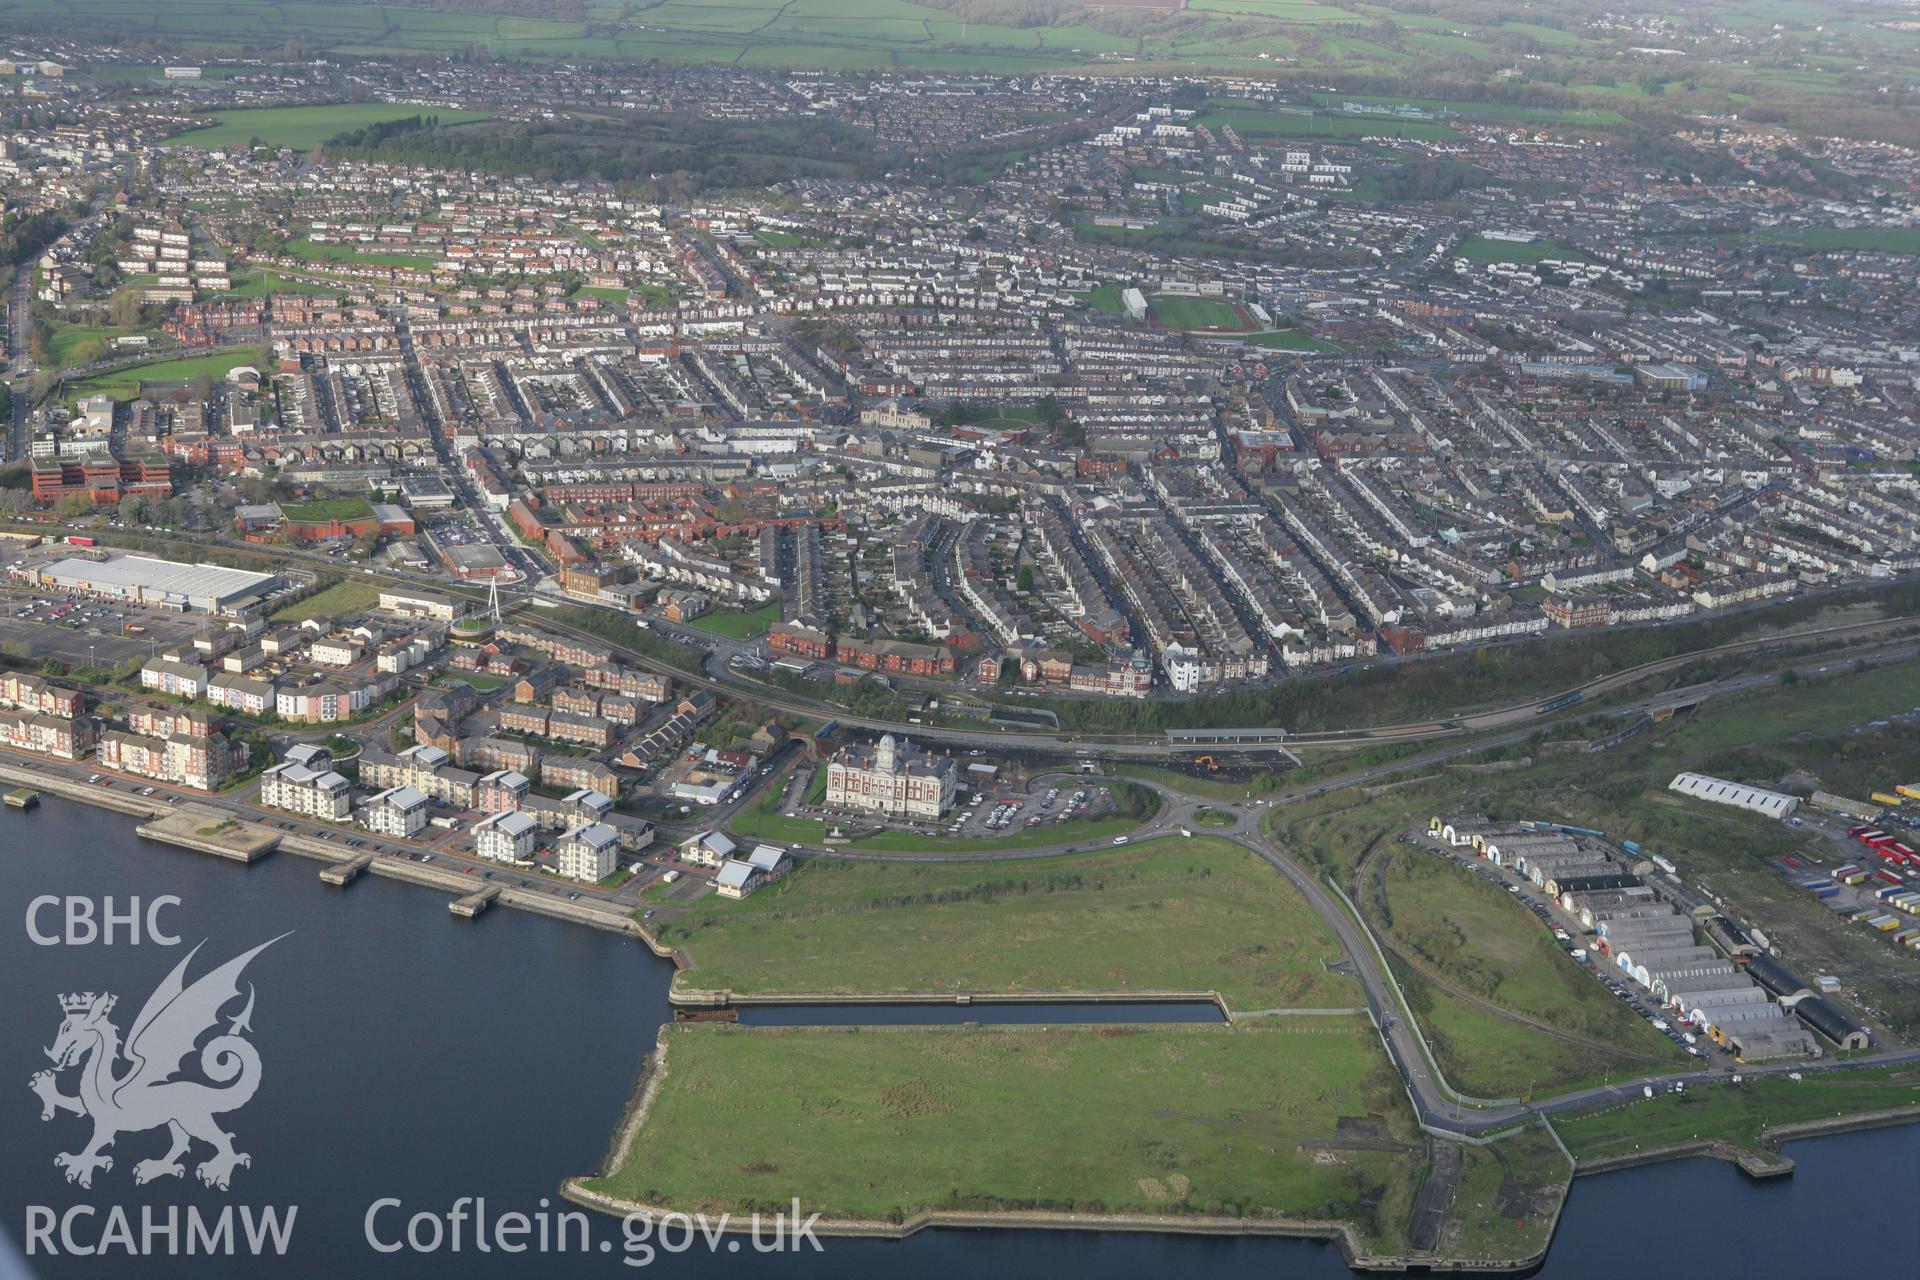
[767,622,832,660]
[30,455,174,506]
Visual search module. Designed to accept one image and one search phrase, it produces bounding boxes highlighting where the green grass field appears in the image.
[686,602,778,639]
[753,229,825,249]
[271,578,384,622]
[1195,106,1460,141]
[1308,91,1624,126]
[278,236,441,271]
[1242,329,1342,352]
[588,1020,1421,1248]
[1078,283,1131,317]
[1783,227,1920,254]
[166,103,492,151]
[43,321,160,369]
[653,836,1355,1010]
[571,285,630,305]
[65,351,263,402]
[1556,1069,1920,1164]
[278,497,376,525]
[1280,792,1687,1099]
[1367,846,1685,1066]
[1148,294,1251,332]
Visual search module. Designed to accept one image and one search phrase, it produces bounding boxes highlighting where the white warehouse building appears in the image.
[1668,772,1799,819]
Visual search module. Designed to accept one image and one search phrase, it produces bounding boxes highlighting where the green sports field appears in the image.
[279,497,377,524]
[64,351,265,402]
[278,236,441,272]
[1148,294,1252,332]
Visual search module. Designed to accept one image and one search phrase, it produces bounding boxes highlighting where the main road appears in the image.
[5,265,32,461]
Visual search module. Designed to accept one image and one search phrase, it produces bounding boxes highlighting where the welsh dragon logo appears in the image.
[29,935,286,1191]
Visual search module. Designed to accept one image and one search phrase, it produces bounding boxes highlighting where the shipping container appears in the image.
[1816,887,1842,899]
[1897,785,1920,802]
[1871,793,1905,808]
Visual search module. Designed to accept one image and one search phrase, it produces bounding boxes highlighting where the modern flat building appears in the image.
[824,733,957,820]
[0,710,94,759]
[363,785,429,837]
[260,747,352,821]
[474,810,538,863]
[96,728,242,791]
[555,822,619,881]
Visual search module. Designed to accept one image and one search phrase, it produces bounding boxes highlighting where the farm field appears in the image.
[5,0,1911,110]
[649,835,1356,1010]
[165,104,492,151]
[586,1020,1423,1250]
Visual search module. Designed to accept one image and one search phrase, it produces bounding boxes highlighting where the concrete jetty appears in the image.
[320,852,375,885]
[134,806,278,864]
[5,788,38,810]
[450,885,501,918]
